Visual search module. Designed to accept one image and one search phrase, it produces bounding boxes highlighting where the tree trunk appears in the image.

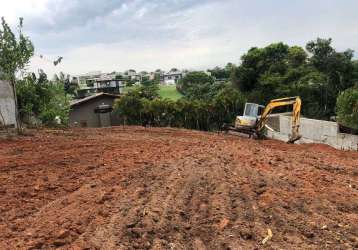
[0,109,9,134]
[10,78,21,133]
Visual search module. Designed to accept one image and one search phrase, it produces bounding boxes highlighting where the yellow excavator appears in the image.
[223,96,302,143]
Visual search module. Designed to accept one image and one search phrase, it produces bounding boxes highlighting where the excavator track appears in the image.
[221,124,259,138]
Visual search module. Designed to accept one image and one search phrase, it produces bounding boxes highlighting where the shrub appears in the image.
[336,87,358,129]
[16,74,70,127]
[114,85,246,131]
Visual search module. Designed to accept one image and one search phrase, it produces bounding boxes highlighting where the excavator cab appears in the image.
[235,103,265,128]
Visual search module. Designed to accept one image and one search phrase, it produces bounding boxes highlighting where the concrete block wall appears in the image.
[326,133,358,151]
[267,114,357,151]
[280,115,338,140]
[0,80,16,128]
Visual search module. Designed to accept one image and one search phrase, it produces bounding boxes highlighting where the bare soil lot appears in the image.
[0,127,357,249]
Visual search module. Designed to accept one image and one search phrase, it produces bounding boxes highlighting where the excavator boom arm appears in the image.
[257,96,301,143]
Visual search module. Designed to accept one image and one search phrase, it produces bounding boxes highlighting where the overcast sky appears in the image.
[1,0,357,76]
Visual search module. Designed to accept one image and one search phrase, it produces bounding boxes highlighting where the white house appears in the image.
[0,80,17,128]
[163,69,184,85]
[77,71,102,86]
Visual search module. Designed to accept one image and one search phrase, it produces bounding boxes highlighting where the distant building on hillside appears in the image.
[76,79,125,99]
[77,71,102,86]
[125,69,136,77]
[163,69,184,85]
[0,80,16,128]
[149,72,156,81]
[123,70,141,82]
[75,71,125,99]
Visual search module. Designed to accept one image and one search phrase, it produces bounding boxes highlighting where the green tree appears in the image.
[235,39,355,119]
[113,90,144,125]
[53,71,77,95]
[288,46,308,67]
[237,43,290,92]
[177,71,217,100]
[306,38,355,91]
[0,17,34,130]
[38,82,70,126]
[212,85,246,128]
[140,84,160,100]
[208,66,230,80]
[336,87,358,129]
[352,60,358,85]
[138,78,160,100]
[306,38,335,72]
[306,38,355,117]
[16,71,70,126]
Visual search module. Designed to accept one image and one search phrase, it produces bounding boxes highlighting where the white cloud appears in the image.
[2,0,358,76]
[0,0,49,23]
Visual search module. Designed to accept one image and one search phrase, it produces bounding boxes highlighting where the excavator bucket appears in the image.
[287,134,302,144]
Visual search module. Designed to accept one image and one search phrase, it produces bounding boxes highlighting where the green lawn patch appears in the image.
[158,85,183,101]
[123,84,182,101]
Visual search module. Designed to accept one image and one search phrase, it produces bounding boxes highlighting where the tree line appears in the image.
[114,83,246,131]
[115,38,358,130]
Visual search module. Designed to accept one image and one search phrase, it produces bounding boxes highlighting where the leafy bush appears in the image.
[16,73,70,127]
[113,90,145,125]
[336,87,358,129]
[114,85,246,131]
[177,71,217,100]
[38,83,70,126]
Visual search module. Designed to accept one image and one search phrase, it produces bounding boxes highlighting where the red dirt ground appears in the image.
[0,127,357,250]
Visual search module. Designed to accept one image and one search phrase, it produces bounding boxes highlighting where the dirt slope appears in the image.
[0,127,357,249]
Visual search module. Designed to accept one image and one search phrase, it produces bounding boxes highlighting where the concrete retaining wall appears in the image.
[267,114,357,151]
[280,115,338,140]
[0,80,16,128]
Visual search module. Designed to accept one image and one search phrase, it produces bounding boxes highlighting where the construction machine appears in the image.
[222,96,302,143]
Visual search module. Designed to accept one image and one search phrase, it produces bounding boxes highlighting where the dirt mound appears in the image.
[0,127,357,249]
